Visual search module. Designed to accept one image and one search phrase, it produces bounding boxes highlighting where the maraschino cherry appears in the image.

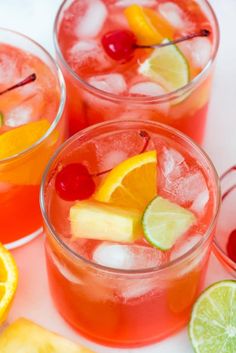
[102,28,210,63]
[227,229,236,263]
[55,130,151,201]
[102,30,137,63]
[55,163,96,202]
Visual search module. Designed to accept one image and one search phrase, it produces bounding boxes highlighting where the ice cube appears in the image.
[161,147,186,177]
[170,234,202,261]
[88,74,127,94]
[191,188,209,215]
[129,82,166,97]
[93,242,166,270]
[0,54,19,85]
[5,106,32,127]
[76,0,108,38]
[159,147,209,208]
[101,150,127,170]
[115,0,156,7]
[158,2,195,31]
[50,251,83,285]
[129,82,170,114]
[175,171,209,205]
[188,37,212,69]
[121,278,156,300]
[68,40,111,71]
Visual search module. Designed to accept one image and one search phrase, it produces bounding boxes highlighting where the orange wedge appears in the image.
[124,4,173,45]
[0,244,18,324]
[0,119,59,185]
[0,119,50,160]
[95,150,157,212]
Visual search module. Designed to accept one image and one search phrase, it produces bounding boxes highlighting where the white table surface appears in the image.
[1,0,236,352]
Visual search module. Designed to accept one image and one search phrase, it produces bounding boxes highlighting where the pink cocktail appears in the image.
[41,120,220,347]
[0,28,66,249]
[54,0,219,142]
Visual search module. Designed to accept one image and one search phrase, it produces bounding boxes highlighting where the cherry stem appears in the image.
[135,29,211,50]
[92,130,151,177]
[0,73,37,96]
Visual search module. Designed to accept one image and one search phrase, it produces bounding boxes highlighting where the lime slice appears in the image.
[139,41,190,92]
[189,280,236,353]
[142,196,195,250]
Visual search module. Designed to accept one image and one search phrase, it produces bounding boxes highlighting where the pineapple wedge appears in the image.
[70,200,143,243]
[0,318,95,353]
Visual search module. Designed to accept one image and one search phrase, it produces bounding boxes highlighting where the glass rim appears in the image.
[0,27,66,164]
[53,0,220,104]
[213,169,236,274]
[213,242,236,274]
[40,119,221,275]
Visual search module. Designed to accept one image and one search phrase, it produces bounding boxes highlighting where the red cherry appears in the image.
[102,30,137,62]
[55,163,96,201]
[227,229,236,263]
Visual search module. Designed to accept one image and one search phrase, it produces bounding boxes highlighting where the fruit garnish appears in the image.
[55,130,150,201]
[102,25,210,63]
[95,150,157,212]
[124,4,172,46]
[139,41,189,91]
[0,119,50,160]
[0,244,18,324]
[189,280,236,353]
[0,73,36,96]
[102,30,137,62]
[142,196,195,250]
[55,163,96,201]
[70,200,142,243]
[0,318,95,352]
[227,229,236,263]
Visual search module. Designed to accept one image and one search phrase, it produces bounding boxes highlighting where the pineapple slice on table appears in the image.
[0,318,95,353]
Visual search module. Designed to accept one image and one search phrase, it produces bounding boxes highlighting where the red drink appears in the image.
[0,29,66,249]
[41,120,220,347]
[55,0,219,141]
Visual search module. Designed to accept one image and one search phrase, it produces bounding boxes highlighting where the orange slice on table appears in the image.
[124,4,174,46]
[0,244,18,324]
[0,119,59,185]
[95,150,157,212]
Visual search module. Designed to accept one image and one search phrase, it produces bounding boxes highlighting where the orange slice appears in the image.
[124,4,173,45]
[0,244,18,324]
[0,119,50,160]
[95,150,157,212]
[0,120,59,185]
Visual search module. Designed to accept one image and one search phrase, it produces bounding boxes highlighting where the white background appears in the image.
[0,0,235,352]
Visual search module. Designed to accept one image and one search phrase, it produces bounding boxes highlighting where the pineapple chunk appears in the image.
[70,200,143,243]
[0,318,94,353]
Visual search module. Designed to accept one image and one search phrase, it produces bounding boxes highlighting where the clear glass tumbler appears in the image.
[0,28,66,249]
[40,120,220,348]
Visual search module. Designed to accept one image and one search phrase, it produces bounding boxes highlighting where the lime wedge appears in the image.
[139,41,190,92]
[189,280,236,353]
[142,196,195,250]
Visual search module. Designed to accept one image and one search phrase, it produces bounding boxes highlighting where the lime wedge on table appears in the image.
[139,42,190,91]
[189,280,236,353]
[142,196,195,250]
